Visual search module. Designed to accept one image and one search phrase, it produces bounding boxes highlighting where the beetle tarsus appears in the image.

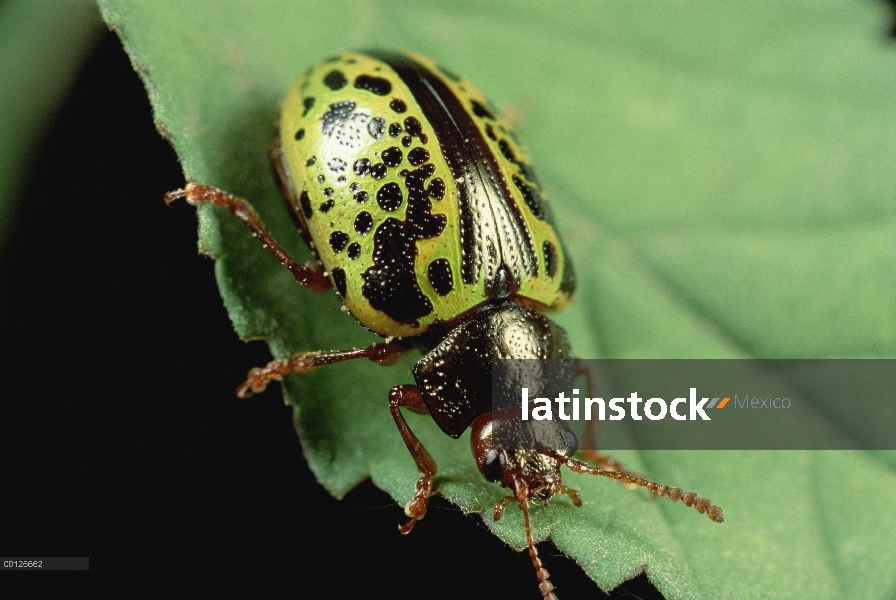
[162,187,189,205]
[234,344,408,399]
[559,486,582,507]
[399,475,433,535]
[236,360,291,398]
[163,183,331,292]
[492,495,516,522]
[389,385,437,534]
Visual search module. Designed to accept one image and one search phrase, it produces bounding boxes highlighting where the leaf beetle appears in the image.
[165,51,723,599]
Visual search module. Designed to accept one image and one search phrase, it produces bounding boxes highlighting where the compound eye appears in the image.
[471,412,505,481]
[479,449,505,482]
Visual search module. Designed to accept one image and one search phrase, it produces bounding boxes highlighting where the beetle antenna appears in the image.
[514,479,558,600]
[564,457,725,523]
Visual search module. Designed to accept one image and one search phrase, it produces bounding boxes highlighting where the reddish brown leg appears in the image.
[164,183,331,291]
[236,342,407,398]
[558,486,582,507]
[388,384,438,535]
[492,495,516,521]
[564,457,725,523]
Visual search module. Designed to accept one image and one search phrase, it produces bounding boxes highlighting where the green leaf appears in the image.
[0,0,103,249]
[98,1,896,598]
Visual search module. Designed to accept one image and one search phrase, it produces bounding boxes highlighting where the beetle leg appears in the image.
[236,342,407,398]
[164,183,331,291]
[492,495,517,522]
[564,457,725,523]
[388,384,438,535]
[558,486,582,507]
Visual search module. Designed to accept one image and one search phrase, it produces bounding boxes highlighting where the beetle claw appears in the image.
[399,477,431,535]
[398,514,420,535]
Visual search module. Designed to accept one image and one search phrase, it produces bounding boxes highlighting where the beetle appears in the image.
[165,51,724,599]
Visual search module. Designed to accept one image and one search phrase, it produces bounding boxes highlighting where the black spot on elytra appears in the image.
[302,97,315,116]
[376,182,403,211]
[370,163,387,180]
[354,74,392,96]
[407,147,429,166]
[353,158,370,176]
[389,123,402,137]
[338,176,346,183]
[498,139,516,162]
[330,231,349,253]
[324,70,347,90]
[317,175,325,184]
[354,211,373,235]
[390,98,407,113]
[471,100,495,120]
[354,191,369,203]
[362,162,447,325]
[404,116,422,136]
[485,123,497,141]
[381,147,403,167]
[320,101,371,149]
[347,242,361,260]
[512,175,545,220]
[300,190,312,218]
[427,178,445,200]
[428,258,454,296]
[319,199,334,213]
[306,156,317,167]
[294,128,305,140]
[349,182,360,193]
[401,136,412,148]
[543,240,557,278]
[323,187,334,197]
[368,117,386,140]
[327,158,347,173]
[331,268,347,296]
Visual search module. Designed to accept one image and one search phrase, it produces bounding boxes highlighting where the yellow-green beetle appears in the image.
[167,51,723,600]
[278,51,575,338]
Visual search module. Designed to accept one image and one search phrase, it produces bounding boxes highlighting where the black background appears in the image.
[0,32,664,598]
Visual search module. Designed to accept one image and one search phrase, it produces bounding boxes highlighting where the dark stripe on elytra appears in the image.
[543,240,557,278]
[427,258,454,296]
[368,51,536,287]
